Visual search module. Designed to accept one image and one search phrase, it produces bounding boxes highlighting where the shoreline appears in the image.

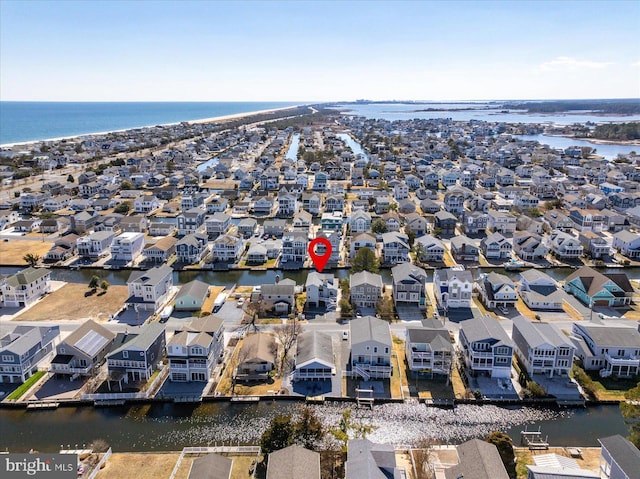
[549,134,640,147]
[0,104,304,148]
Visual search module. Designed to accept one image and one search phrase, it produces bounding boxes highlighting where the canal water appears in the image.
[515,134,638,160]
[0,402,628,452]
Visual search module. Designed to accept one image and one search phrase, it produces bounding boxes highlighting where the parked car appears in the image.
[342,330,349,340]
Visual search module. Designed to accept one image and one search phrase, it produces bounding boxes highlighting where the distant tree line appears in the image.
[507,100,640,115]
[589,122,640,141]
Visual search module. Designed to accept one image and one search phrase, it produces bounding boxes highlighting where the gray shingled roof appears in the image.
[512,315,573,349]
[266,445,320,479]
[460,315,512,347]
[350,271,383,289]
[391,262,427,284]
[296,331,334,368]
[598,435,640,477]
[0,326,59,356]
[351,316,391,347]
[346,439,396,479]
[127,265,173,286]
[5,267,50,288]
[176,280,209,301]
[445,439,509,479]
[406,328,453,353]
[575,323,640,348]
[188,453,232,479]
[107,323,165,356]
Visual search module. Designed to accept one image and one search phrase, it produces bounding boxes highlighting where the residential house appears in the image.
[405,213,429,236]
[392,263,427,309]
[301,193,322,215]
[267,445,320,479]
[177,207,206,236]
[569,208,605,232]
[512,315,575,378]
[292,210,313,232]
[379,231,409,264]
[77,231,114,259]
[312,171,329,191]
[433,268,473,309]
[612,230,640,259]
[187,454,232,479]
[564,266,633,307]
[321,211,343,231]
[167,314,225,382]
[518,270,564,311]
[544,211,574,232]
[205,212,231,238]
[263,219,287,237]
[350,316,392,379]
[477,272,518,310]
[110,232,145,262]
[125,265,173,312]
[350,209,371,233]
[281,231,308,265]
[134,194,160,213]
[350,232,376,259]
[415,234,445,263]
[305,272,338,310]
[49,320,116,379]
[350,271,383,309]
[176,233,209,264]
[450,235,479,262]
[119,215,148,233]
[547,230,583,259]
[253,196,275,215]
[579,231,611,259]
[434,210,457,237]
[487,210,517,234]
[598,435,640,479]
[205,196,229,214]
[381,211,401,231]
[256,282,296,315]
[235,333,276,381]
[2,267,51,308]
[513,231,548,261]
[293,331,335,382]
[526,453,599,479]
[237,218,258,238]
[444,189,465,215]
[106,323,166,384]
[0,325,60,383]
[174,280,210,311]
[571,323,640,378]
[277,192,298,217]
[143,236,177,264]
[325,194,344,212]
[463,211,488,235]
[211,234,244,262]
[481,232,512,260]
[459,315,514,378]
[345,439,402,479]
[405,324,453,378]
[444,439,509,479]
[71,210,100,234]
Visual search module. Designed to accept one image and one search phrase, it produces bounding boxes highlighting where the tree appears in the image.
[407,229,417,248]
[351,247,380,274]
[486,431,516,479]
[88,275,100,290]
[23,253,40,266]
[330,409,375,452]
[260,415,294,454]
[388,202,398,211]
[120,180,133,190]
[621,382,640,448]
[294,407,324,450]
[371,218,388,235]
[67,174,75,183]
[339,297,354,319]
[376,296,395,322]
[413,437,436,479]
[100,280,110,294]
[273,321,300,374]
[114,201,132,214]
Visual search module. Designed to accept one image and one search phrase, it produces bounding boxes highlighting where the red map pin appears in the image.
[308,237,332,273]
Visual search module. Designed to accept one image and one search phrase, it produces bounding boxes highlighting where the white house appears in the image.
[350,316,392,379]
[126,265,173,312]
[476,272,518,310]
[433,268,473,309]
[518,270,564,311]
[110,232,145,262]
[305,272,338,310]
[2,267,52,308]
[458,315,514,378]
[211,234,244,262]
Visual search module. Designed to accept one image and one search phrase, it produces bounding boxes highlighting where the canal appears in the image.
[0,402,628,452]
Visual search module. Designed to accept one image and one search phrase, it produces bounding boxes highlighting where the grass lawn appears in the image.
[587,374,639,401]
[7,371,46,400]
[15,283,129,322]
[562,300,584,321]
[96,453,181,479]
[200,286,226,314]
[442,249,457,267]
[515,297,538,321]
[451,366,469,399]
[0,240,54,265]
[514,447,601,478]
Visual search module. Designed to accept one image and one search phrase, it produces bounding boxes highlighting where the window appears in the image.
[123,351,129,359]
[1,355,13,363]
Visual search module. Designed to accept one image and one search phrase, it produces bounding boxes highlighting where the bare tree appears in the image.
[412,437,436,479]
[273,320,301,374]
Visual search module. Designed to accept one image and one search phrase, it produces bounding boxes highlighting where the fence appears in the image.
[87,447,112,479]
[169,446,260,479]
[81,366,167,401]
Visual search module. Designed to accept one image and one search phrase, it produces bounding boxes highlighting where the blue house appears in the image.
[563,266,634,307]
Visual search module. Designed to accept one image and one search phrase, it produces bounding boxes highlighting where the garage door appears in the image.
[593,299,609,306]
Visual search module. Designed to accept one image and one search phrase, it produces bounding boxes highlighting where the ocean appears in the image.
[0,101,300,145]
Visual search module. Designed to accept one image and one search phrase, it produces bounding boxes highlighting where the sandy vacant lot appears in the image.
[96,453,181,479]
[15,283,129,322]
[0,239,53,265]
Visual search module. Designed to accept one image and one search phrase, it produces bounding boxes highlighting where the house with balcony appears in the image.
[613,230,640,259]
[292,210,312,233]
[143,236,177,264]
[134,194,160,213]
[571,322,640,378]
[305,272,338,310]
[512,315,575,378]
[281,231,308,266]
[450,235,479,262]
[205,196,228,214]
[381,232,410,263]
[2,267,52,308]
[444,439,509,479]
[255,282,296,315]
[205,212,231,239]
[77,231,114,259]
[518,269,564,311]
[350,271,383,310]
[312,171,329,191]
[513,231,548,261]
[125,265,173,312]
[301,193,322,215]
[405,213,429,237]
[458,315,513,378]
[0,325,60,383]
[176,233,209,264]
[392,263,427,309]
[433,268,473,309]
[167,314,225,382]
[177,207,206,236]
[543,211,574,233]
[277,192,299,218]
[569,208,605,232]
[263,219,287,237]
[579,231,611,259]
[481,232,512,260]
[564,266,634,307]
[211,234,244,263]
[598,435,640,479]
[547,230,583,259]
[350,316,392,379]
[444,189,465,215]
[350,209,371,233]
[350,232,376,259]
[71,209,100,234]
[434,210,457,237]
[50,320,116,379]
[476,272,517,310]
[487,210,517,234]
[405,323,453,379]
[253,196,275,215]
[293,331,335,382]
[325,194,344,213]
[415,234,445,263]
[462,211,488,235]
[110,232,145,263]
[106,323,166,385]
[235,333,276,382]
[237,218,258,238]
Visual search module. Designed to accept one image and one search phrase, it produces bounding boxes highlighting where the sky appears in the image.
[1,0,639,102]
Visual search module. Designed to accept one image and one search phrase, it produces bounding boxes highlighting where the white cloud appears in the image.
[539,56,613,72]
[632,61,640,67]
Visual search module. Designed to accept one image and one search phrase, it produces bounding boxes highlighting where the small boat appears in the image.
[504,259,526,270]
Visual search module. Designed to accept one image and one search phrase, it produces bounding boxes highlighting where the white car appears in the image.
[236,298,245,308]
[342,330,349,341]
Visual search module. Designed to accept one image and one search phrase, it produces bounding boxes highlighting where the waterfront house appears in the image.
[255,282,296,315]
[571,322,640,378]
[381,232,410,263]
[345,439,401,479]
[236,333,276,381]
[415,234,445,263]
[267,445,320,479]
[382,211,401,231]
[612,230,640,259]
[281,231,308,266]
[253,196,275,215]
[77,231,114,259]
[211,234,244,262]
[205,212,231,238]
[293,331,335,382]
[511,315,575,378]
[106,323,166,385]
[305,272,338,310]
[350,271,383,309]
[0,325,60,383]
[547,230,583,259]
[405,323,453,379]
[174,280,210,311]
[143,236,177,264]
[434,210,457,237]
[350,316,392,379]
[518,270,564,311]
[513,231,548,261]
[579,231,611,259]
[263,219,287,237]
[526,453,599,479]
[350,209,371,233]
[598,435,640,479]
[450,235,479,262]
[168,314,225,382]
[110,231,145,263]
[459,315,513,378]
[481,232,512,260]
[2,267,51,308]
[444,439,509,479]
[175,233,209,264]
[563,266,633,307]
[177,207,206,236]
[391,263,427,309]
[50,319,116,379]
[477,272,517,310]
[433,268,473,309]
[187,453,233,479]
[350,232,376,259]
[126,265,173,312]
